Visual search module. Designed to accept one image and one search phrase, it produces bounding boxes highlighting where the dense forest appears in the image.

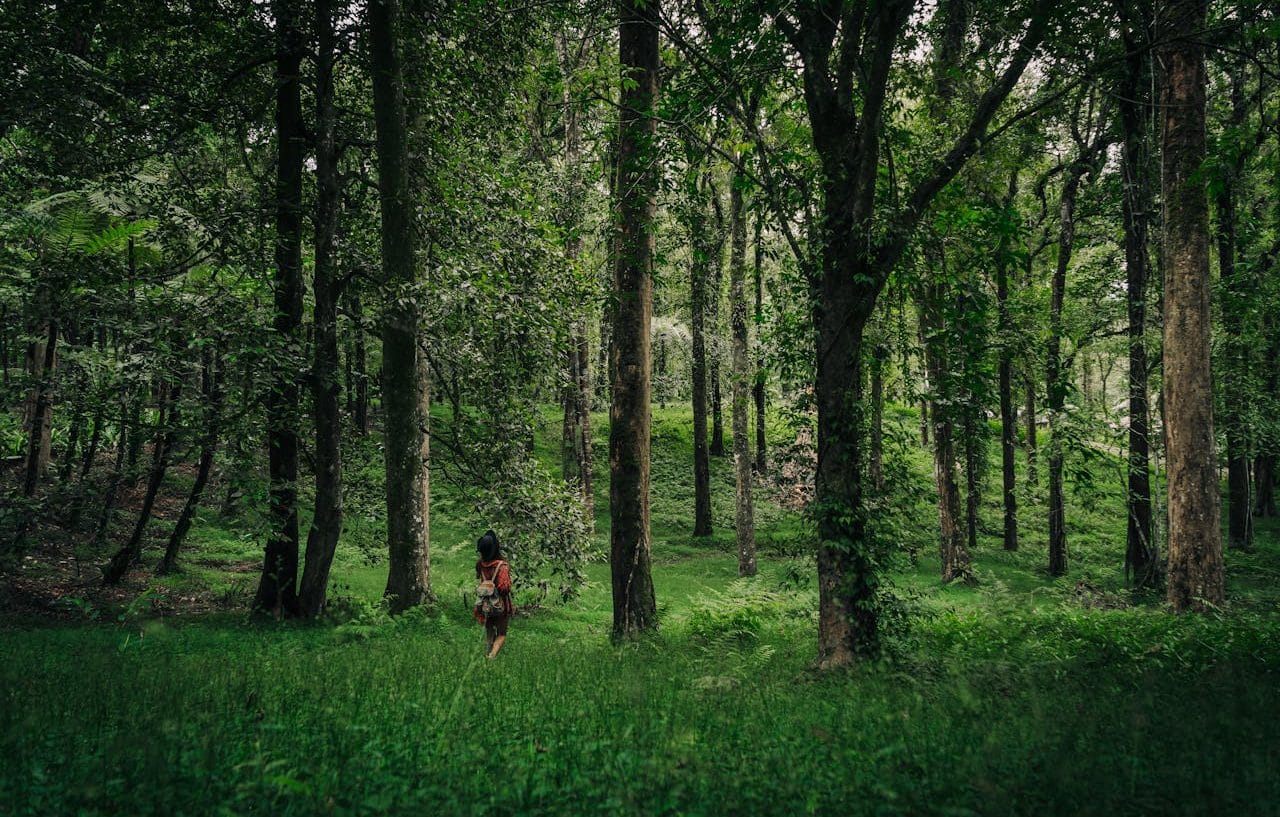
[2,1,1279,814]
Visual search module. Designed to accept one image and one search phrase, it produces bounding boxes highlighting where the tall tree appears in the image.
[370,0,432,611]
[681,164,715,537]
[609,0,660,637]
[253,0,305,616]
[1116,0,1156,585]
[1160,0,1223,611]
[996,172,1020,552]
[299,0,345,617]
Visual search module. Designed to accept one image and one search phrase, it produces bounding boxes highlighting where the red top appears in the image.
[474,559,513,622]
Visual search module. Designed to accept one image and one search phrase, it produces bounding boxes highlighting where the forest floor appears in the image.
[2,405,1278,816]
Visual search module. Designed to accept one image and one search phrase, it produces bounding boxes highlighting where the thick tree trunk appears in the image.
[105,382,181,584]
[370,0,432,612]
[300,0,345,617]
[159,355,221,575]
[1160,0,1223,612]
[253,0,305,616]
[609,0,660,637]
[753,211,767,474]
[687,175,713,537]
[1117,2,1156,584]
[729,172,756,576]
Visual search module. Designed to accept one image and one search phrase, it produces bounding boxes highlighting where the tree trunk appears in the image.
[1046,169,1084,578]
[105,381,181,584]
[253,0,305,616]
[1160,0,1223,612]
[610,0,660,637]
[687,174,713,537]
[351,292,369,434]
[159,354,221,575]
[869,344,885,493]
[370,0,432,612]
[963,409,980,554]
[997,175,1019,551]
[729,171,756,576]
[923,277,972,584]
[1214,60,1252,552]
[22,320,57,497]
[709,191,725,458]
[299,0,345,617]
[753,211,767,474]
[1117,0,1156,584]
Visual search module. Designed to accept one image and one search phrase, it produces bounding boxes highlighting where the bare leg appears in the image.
[487,634,506,658]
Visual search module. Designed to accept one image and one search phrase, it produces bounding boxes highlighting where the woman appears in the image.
[474,529,513,658]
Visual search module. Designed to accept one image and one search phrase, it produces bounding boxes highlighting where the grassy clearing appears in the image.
[2,405,1278,816]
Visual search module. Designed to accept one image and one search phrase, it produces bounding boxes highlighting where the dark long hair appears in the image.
[477,529,501,562]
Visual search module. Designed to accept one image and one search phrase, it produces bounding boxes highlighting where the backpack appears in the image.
[474,561,506,620]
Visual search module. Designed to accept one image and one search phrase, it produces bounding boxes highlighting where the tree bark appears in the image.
[729,170,756,576]
[1117,0,1156,584]
[253,0,305,616]
[1160,0,1223,612]
[370,0,432,612]
[610,0,660,637]
[299,0,345,617]
[869,343,886,493]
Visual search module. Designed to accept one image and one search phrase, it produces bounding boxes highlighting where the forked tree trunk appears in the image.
[253,0,305,616]
[1160,0,1223,612]
[370,0,432,612]
[609,0,660,637]
[159,354,221,575]
[729,171,756,576]
[105,381,181,584]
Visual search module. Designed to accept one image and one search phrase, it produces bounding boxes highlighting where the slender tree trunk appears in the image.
[923,278,972,584]
[370,0,432,612]
[1160,0,1223,611]
[997,176,1019,551]
[159,354,221,575]
[254,0,305,616]
[753,211,767,474]
[22,320,57,497]
[869,344,885,493]
[300,0,345,617]
[91,399,131,551]
[1047,170,1084,578]
[1214,61,1252,552]
[709,193,725,458]
[729,171,756,576]
[610,0,660,637]
[79,401,104,482]
[687,175,713,537]
[351,292,369,434]
[963,409,980,554]
[1117,0,1156,584]
[105,381,181,584]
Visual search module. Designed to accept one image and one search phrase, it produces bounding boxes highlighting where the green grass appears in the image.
[2,404,1279,816]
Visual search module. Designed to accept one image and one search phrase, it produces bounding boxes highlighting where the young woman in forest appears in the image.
[474,530,513,658]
